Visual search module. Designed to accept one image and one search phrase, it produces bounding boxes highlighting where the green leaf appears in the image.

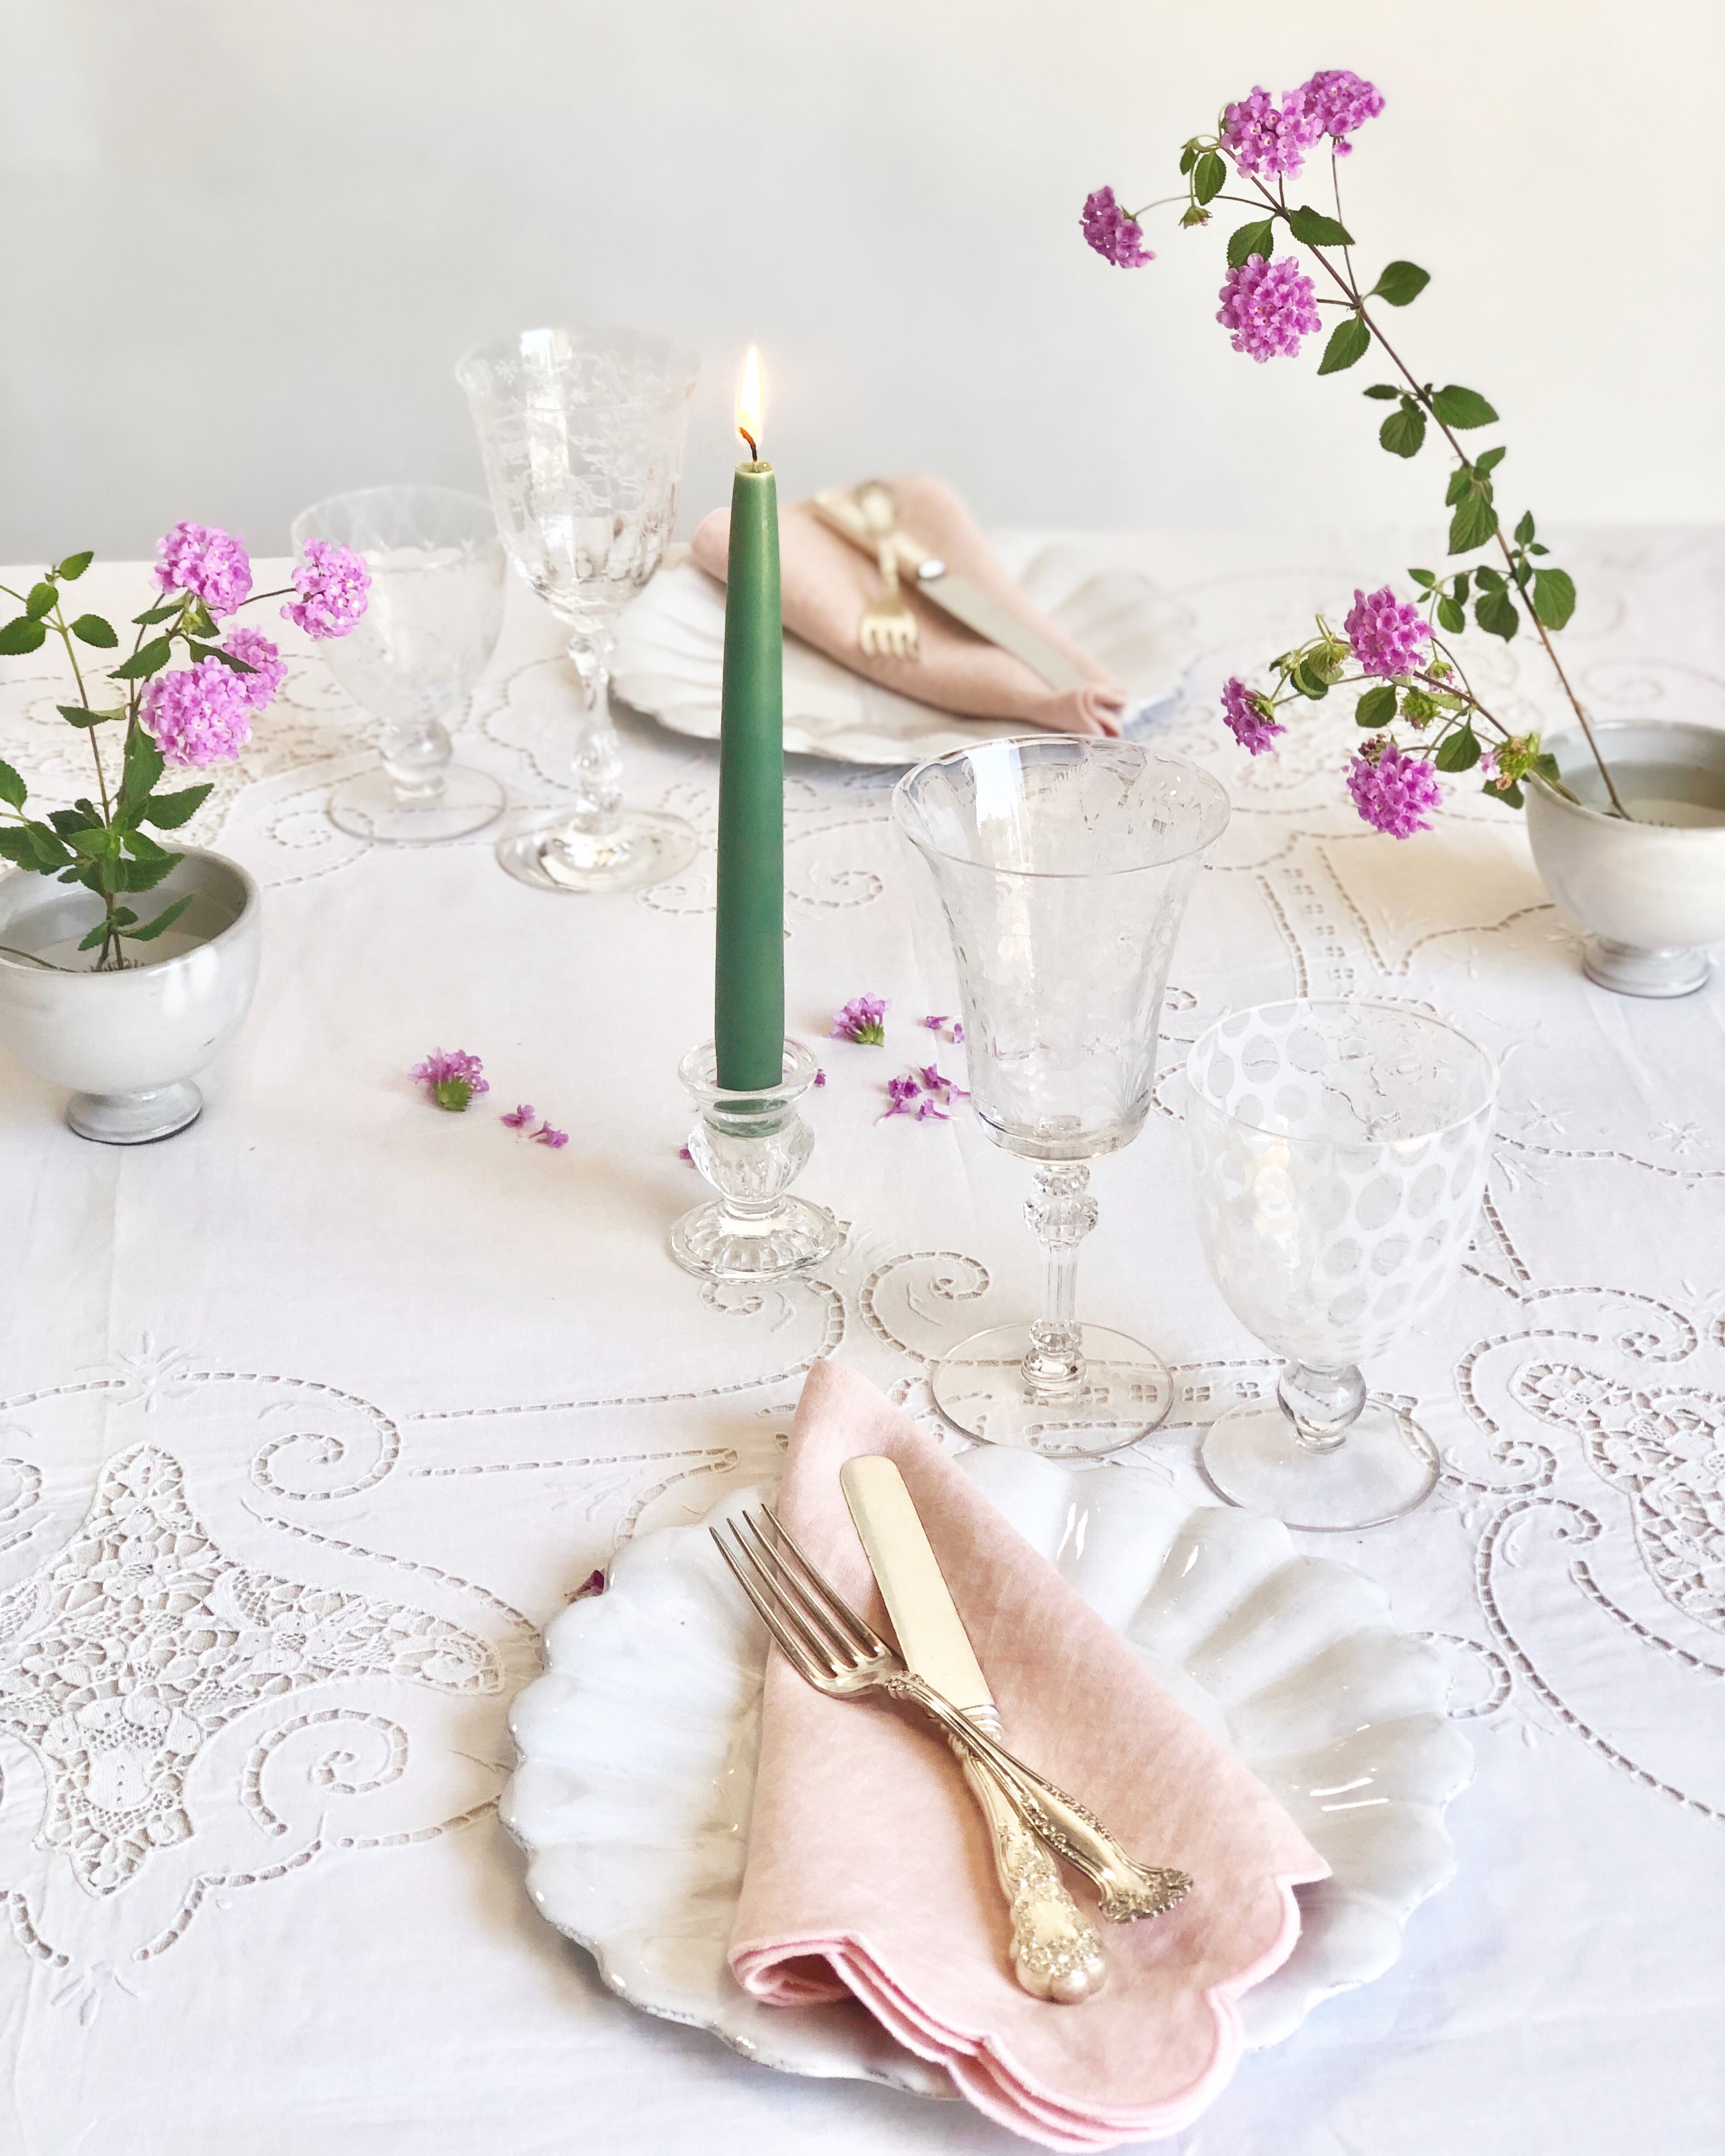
[1437,596,1465,634]
[1317,315,1370,375]
[26,582,57,619]
[118,730,166,821]
[184,599,218,641]
[1193,152,1226,204]
[1475,586,1520,639]
[1370,260,1430,307]
[1484,777,1525,808]
[1226,217,1277,269]
[70,613,118,648]
[111,849,178,893]
[1514,510,1536,545]
[1435,728,1483,772]
[187,640,255,674]
[139,782,213,830]
[55,704,120,728]
[124,893,193,943]
[1289,664,1330,701]
[0,615,48,655]
[1527,541,1549,556]
[1449,491,1500,553]
[1473,565,1505,591]
[109,635,172,681]
[47,807,98,836]
[1363,383,1402,399]
[76,921,112,953]
[1379,403,1427,458]
[54,550,94,580]
[1532,751,1562,785]
[1429,384,1499,429]
[1179,144,1198,175]
[1453,571,1472,602]
[132,601,181,626]
[1475,445,1507,475]
[1531,566,1577,630]
[1287,205,1353,248]
[0,758,25,809]
[1355,683,1398,729]
[1408,568,1436,589]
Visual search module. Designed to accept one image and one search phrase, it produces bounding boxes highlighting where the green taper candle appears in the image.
[714,348,785,1092]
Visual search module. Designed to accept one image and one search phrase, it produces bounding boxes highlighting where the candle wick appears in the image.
[739,428,759,460]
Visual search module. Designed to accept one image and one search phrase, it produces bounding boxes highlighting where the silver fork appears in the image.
[712,1507,1192,1935]
[853,481,920,662]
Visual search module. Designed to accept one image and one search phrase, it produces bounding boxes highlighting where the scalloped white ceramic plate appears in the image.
[505,1449,1471,2102]
[611,540,1197,767]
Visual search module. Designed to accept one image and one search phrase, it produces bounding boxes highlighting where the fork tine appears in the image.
[758,1505,891,1658]
[711,1525,834,1690]
[722,1518,847,1673]
[737,1511,863,1667]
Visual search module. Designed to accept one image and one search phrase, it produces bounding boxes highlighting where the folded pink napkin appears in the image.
[728,1358,1328,2150]
[690,473,1127,737]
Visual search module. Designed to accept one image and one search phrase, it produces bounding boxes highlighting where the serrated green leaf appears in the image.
[26,582,57,619]
[47,807,97,835]
[110,636,173,681]
[1193,152,1225,205]
[132,601,181,626]
[54,550,94,580]
[1527,541,1549,556]
[1287,205,1353,247]
[1449,491,1500,553]
[1379,404,1426,458]
[1453,571,1472,602]
[1531,567,1577,630]
[122,826,172,860]
[0,615,48,655]
[55,704,119,728]
[1290,660,1331,700]
[77,921,111,953]
[1179,144,1198,175]
[1437,597,1465,634]
[1514,510,1536,545]
[1532,752,1562,784]
[1355,683,1398,729]
[1317,315,1371,375]
[124,893,193,942]
[187,641,255,674]
[1370,260,1430,307]
[118,730,166,821]
[1435,728,1483,772]
[0,758,24,809]
[1363,383,1402,400]
[1475,445,1507,475]
[1475,586,1520,639]
[71,614,118,648]
[1226,217,1277,269]
[1430,384,1499,429]
[1484,777,1525,808]
[111,849,179,893]
[1408,568,1436,589]
[140,782,213,830]
[1473,565,1505,592]
[1444,466,1471,508]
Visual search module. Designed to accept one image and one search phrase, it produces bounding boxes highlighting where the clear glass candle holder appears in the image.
[1186,999,1500,1531]
[671,1040,841,1282]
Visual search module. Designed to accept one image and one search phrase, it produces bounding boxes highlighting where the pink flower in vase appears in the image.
[1344,586,1431,679]
[1221,676,1286,756]
[1346,739,1443,839]
[140,659,254,768]
[219,626,287,711]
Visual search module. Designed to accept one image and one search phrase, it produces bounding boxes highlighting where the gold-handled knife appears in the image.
[812,487,1089,694]
[840,1454,1108,2003]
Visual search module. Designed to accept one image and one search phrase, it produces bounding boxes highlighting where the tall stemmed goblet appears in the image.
[894,738,1230,1457]
[457,326,700,893]
[291,487,506,844]
[1186,999,1499,1531]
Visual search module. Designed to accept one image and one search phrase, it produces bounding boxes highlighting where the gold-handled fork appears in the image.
[854,481,920,662]
[712,1506,1192,1927]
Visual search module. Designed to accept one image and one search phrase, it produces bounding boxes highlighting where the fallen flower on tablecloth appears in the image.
[920,1014,963,1045]
[501,1102,535,1129]
[411,1048,488,1112]
[531,1121,568,1150]
[831,994,888,1045]
[881,1064,967,1122]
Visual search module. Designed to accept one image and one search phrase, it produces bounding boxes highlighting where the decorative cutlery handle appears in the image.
[950,1733,1107,2003]
[887,1673,1193,1924]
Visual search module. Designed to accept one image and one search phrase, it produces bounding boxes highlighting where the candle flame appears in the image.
[736,346,764,459]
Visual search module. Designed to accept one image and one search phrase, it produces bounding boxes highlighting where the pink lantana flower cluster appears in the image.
[285,538,371,641]
[1220,71,1384,180]
[1346,739,1444,840]
[1217,254,1321,363]
[1343,586,1431,678]
[1079,186,1155,269]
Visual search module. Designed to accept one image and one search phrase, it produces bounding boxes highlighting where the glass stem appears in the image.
[380,714,453,806]
[565,632,622,838]
[1021,1164,1098,1399]
[1276,1361,1367,1453]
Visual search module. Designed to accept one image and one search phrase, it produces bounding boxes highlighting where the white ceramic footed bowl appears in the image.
[0,848,261,1142]
[1526,720,1725,997]
[505,1447,1473,2101]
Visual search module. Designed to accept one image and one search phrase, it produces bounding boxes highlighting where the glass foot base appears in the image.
[497,810,698,894]
[930,1323,1173,1458]
[1199,1396,1439,1531]
[1582,935,1710,999]
[329,764,505,845]
[68,1080,202,1145]
[670,1195,841,1282]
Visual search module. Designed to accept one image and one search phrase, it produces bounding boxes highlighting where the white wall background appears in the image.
[1,0,1719,562]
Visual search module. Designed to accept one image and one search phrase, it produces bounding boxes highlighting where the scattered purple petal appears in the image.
[531,1121,569,1149]
[915,1097,950,1121]
[678,1143,696,1164]
[411,1047,489,1113]
[501,1103,535,1129]
[831,994,888,1045]
[573,1568,606,1600]
[813,1067,827,1087]
[880,1073,922,1121]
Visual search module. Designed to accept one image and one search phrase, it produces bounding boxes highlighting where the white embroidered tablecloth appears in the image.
[1,533,1722,2154]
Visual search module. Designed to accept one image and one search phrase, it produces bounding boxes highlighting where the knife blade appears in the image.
[811,489,1088,694]
[839,1454,993,1712]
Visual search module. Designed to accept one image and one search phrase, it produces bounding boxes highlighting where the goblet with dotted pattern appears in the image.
[1186,999,1499,1530]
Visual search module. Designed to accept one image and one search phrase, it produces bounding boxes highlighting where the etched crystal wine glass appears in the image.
[1186,999,1499,1530]
[894,737,1230,1456]
[291,487,507,844]
[457,326,700,893]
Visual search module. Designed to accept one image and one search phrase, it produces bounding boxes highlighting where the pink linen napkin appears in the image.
[690,473,1127,737]
[728,1357,1328,2150]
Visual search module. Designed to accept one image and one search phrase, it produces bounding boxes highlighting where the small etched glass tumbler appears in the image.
[457,326,700,894]
[894,737,1230,1456]
[1186,999,1499,1531]
[291,487,507,844]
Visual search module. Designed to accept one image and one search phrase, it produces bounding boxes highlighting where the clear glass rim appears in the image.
[1185,995,1501,1145]
[289,483,500,554]
[890,736,1231,881]
[454,324,700,403]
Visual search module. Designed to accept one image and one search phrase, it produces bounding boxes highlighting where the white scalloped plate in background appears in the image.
[505,1448,1471,2100]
